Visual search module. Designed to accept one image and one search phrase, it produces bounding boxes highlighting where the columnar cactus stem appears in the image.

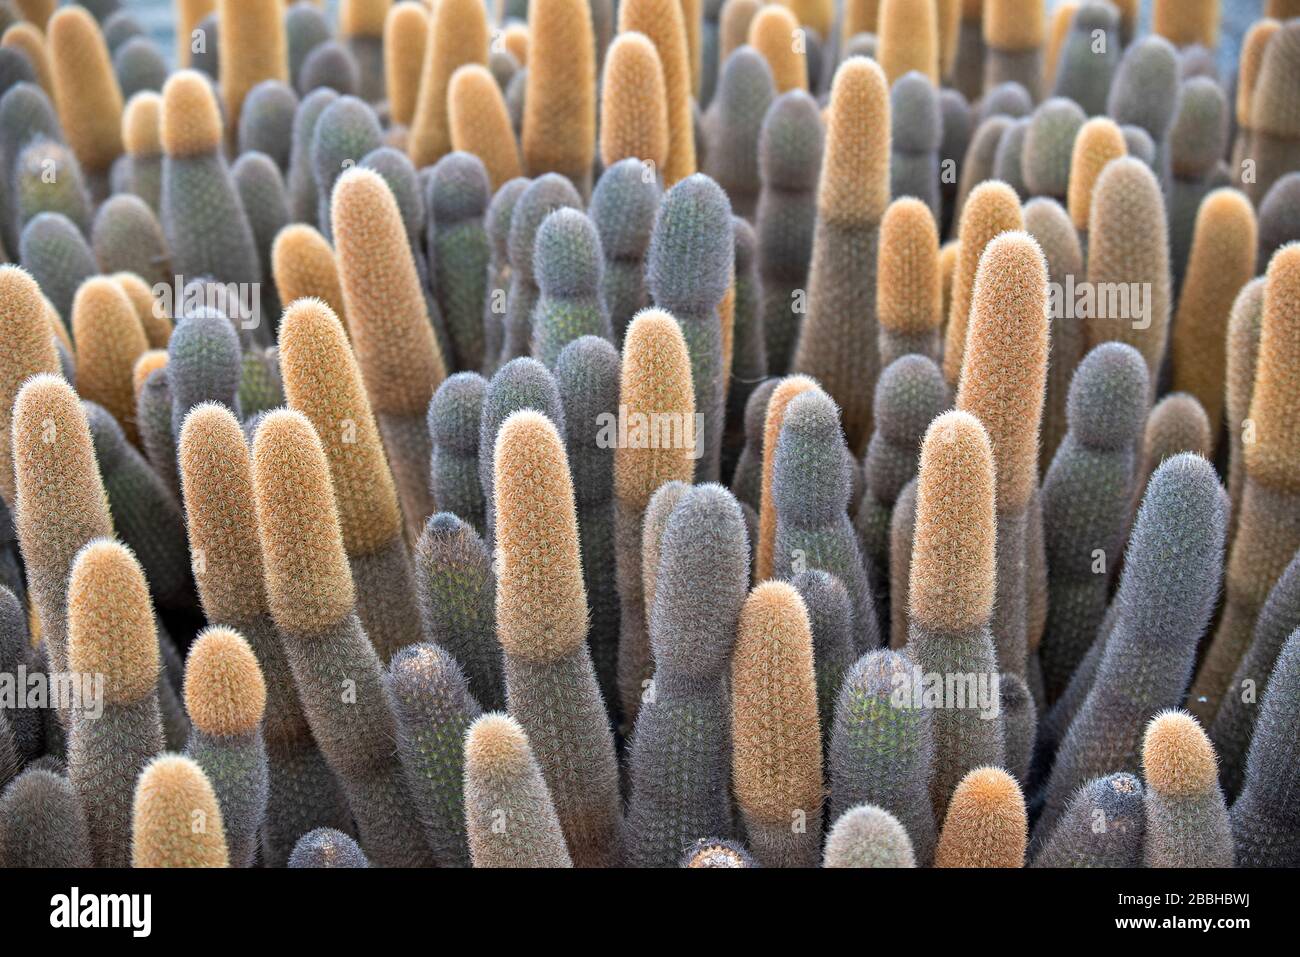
[251,410,437,867]
[407,0,489,169]
[618,0,696,184]
[982,0,1043,101]
[1191,245,1300,722]
[66,540,165,868]
[732,581,822,867]
[522,0,596,194]
[1031,773,1144,868]
[1141,711,1234,867]
[792,56,889,455]
[492,410,622,867]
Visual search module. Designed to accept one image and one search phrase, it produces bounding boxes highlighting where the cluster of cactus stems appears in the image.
[0,0,1298,875]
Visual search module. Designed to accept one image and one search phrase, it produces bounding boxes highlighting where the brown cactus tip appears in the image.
[0,264,60,503]
[1067,116,1127,232]
[819,55,890,225]
[983,0,1045,51]
[748,4,808,93]
[613,308,697,508]
[1245,242,1300,488]
[1237,19,1281,127]
[183,626,267,739]
[493,408,588,663]
[599,31,669,171]
[278,297,401,557]
[935,766,1027,867]
[909,409,997,632]
[1152,0,1220,50]
[878,197,942,337]
[160,69,222,158]
[131,754,229,868]
[66,538,160,708]
[956,229,1049,513]
[177,402,267,623]
[132,349,168,397]
[1142,710,1218,797]
[251,409,356,635]
[122,91,163,158]
[465,711,534,779]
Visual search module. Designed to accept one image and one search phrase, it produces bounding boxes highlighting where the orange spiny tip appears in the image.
[619,0,696,184]
[909,410,996,631]
[251,410,355,635]
[67,539,159,706]
[943,180,1023,388]
[747,5,808,93]
[132,755,229,868]
[523,0,597,184]
[448,64,524,190]
[132,350,168,397]
[406,0,489,168]
[1250,20,1300,138]
[983,0,1044,51]
[177,403,267,623]
[331,167,446,416]
[493,409,588,663]
[217,0,288,132]
[1152,0,1219,50]
[935,766,1027,867]
[183,626,267,738]
[757,374,821,581]
[1171,189,1257,436]
[878,0,939,84]
[385,2,428,127]
[819,56,889,224]
[1236,19,1281,127]
[0,264,60,504]
[878,198,942,338]
[278,297,401,557]
[340,0,390,37]
[612,309,697,509]
[1084,157,1171,372]
[1144,393,1212,465]
[122,91,162,158]
[71,276,148,447]
[47,5,123,174]
[465,712,534,778]
[2,23,54,98]
[599,31,669,171]
[720,0,761,62]
[160,69,222,157]
[271,224,347,332]
[1245,243,1300,491]
[1067,117,1127,232]
[843,0,881,38]
[956,231,1049,514]
[112,272,172,350]
[11,376,113,601]
[1143,711,1218,797]
[503,24,529,66]
[731,580,822,825]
